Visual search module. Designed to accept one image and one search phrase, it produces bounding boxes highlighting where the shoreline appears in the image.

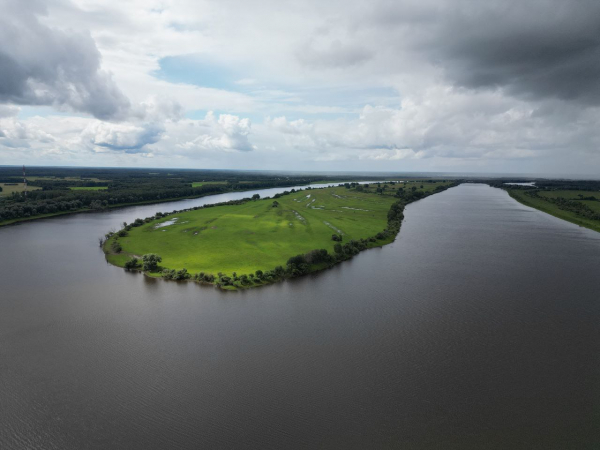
[505,189,600,233]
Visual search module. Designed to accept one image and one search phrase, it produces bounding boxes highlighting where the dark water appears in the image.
[1,184,599,449]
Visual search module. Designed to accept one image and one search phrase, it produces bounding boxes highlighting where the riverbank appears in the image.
[103,181,457,290]
[506,189,600,233]
[0,184,304,228]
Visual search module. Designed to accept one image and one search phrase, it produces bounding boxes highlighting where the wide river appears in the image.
[1,184,599,449]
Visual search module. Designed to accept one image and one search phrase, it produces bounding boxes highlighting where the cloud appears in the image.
[0,0,130,119]
[370,0,600,105]
[0,105,19,118]
[264,89,600,163]
[1,0,599,173]
[82,121,163,153]
[178,112,254,152]
[296,38,374,69]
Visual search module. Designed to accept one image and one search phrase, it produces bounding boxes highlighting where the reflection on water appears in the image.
[1,184,599,450]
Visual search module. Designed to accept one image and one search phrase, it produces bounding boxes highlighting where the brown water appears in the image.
[1,183,599,449]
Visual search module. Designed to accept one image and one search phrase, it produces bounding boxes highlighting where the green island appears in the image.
[103,181,457,290]
[488,180,600,233]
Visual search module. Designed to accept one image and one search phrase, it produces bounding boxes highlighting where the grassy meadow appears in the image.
[191,181,229,187]
[0,183,42,196]
[68,186,108,191]
[109,186,399,275]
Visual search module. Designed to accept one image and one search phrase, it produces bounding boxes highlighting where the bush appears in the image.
[142,253,162,271]
[305,249,331,264]
[287,254,307,266]
[124,257,139,269]
[162,269,176,280]
[175,268,190,280]
[111,240,122,253]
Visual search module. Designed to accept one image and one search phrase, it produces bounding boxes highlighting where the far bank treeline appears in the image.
[0,167,374,225]
[103,181,459,290]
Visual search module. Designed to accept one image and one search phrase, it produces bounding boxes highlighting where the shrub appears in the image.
[175,268,190,280]
[142,253,162,271]
[111,240,122,253]
[162,269,176,280]
[287,254,307,266]
[124,257,139,269]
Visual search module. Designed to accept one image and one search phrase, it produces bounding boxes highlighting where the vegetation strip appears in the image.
[103,181,458,290]
[487,179,600,233]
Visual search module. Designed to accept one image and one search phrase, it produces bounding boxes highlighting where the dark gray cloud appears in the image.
[0,0,130,119]
[375,0,600,105]
[435,2,600,105]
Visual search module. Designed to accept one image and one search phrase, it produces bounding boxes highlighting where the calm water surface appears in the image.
[1,184,599,449]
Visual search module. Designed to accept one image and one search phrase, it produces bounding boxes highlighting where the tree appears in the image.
[334,243,343,254]
[111,240,122,253]
[124,257,139,269]
[252,194,260,200]
[255,269,263,279]
[175,268,190,280]
[142,253,162,271]
[272,201,279,207]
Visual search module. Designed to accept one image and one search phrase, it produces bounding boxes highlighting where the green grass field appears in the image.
[508,189,600,233]
[109,186,399,275]
[69,186,108,191]
[538,190,600,200]
[0,183,42,196]
[191,181,228,187]
[24,176,109,182]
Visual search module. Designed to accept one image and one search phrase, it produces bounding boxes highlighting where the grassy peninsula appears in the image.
[103,181,456,289]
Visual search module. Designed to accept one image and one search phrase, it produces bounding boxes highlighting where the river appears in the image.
[1,183,599,449]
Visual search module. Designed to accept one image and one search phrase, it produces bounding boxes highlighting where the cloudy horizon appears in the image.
[1,0,599,175]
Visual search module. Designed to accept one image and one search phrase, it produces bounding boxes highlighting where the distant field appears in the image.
[538,190,600,200]
[582,200,600,213]
[109,186,398,275]
[24,176,109,182]
[191,181,228,187]
[508,189,600,233]
[0,183,42,196]
[69,186,108,191]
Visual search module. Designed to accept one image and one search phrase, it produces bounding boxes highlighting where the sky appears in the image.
[0,0,599,175]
